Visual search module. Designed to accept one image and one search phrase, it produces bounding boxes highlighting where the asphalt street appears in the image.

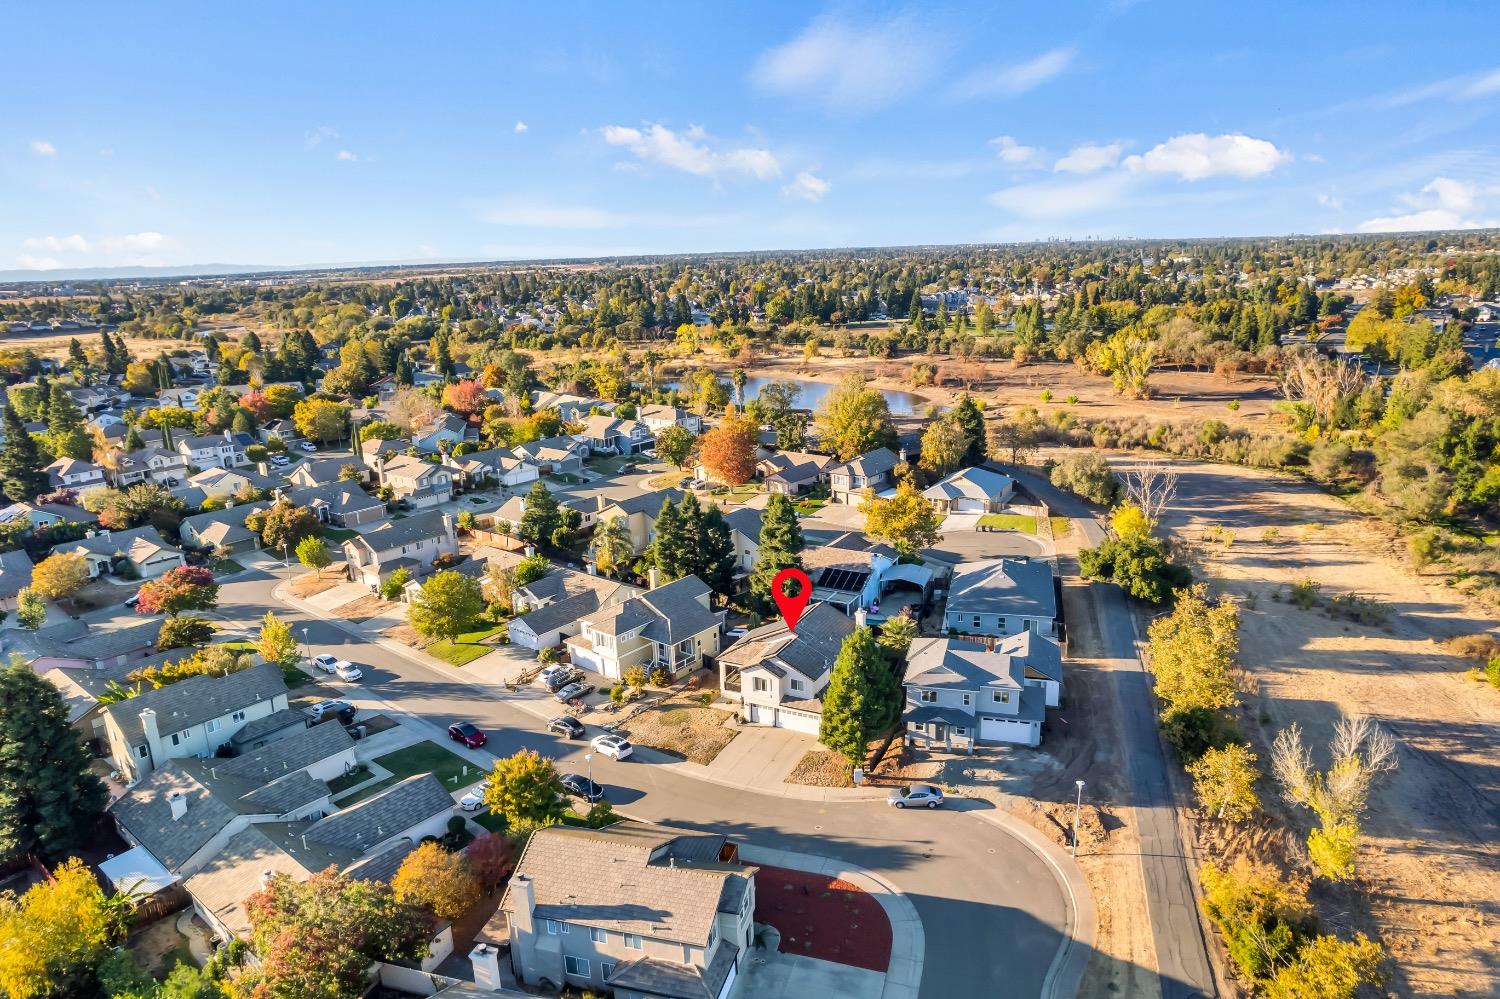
[212,566,1075,999]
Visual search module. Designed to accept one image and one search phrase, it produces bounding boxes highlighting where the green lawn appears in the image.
[649,470,690,489]
[327,764,372,794]
[587,455,637,475]
[714,483,762,503]
[475,807,588,833]
[343,741,482,804]
[794,496,827,515]
[211,559,246,576]
[978,513,1038,534]
[1049,517,1071,537]
[426,616,508,666]
[321,527,360,543]
[217,641,313,687]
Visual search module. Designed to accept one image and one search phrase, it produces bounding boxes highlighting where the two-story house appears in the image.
[45,456,106,490]
[101,661,290,781]
[342,510,458,589]
[56,525,185,579]
[280,481,388,528]
[442,447,541,490]
[757,450,834,496]
[717,603,855,734]
[531,391,611,423]
[943,557,1059,639]
[507,569,640,652]
[177,431,246,471]
[108,445,189,488]
[510,435,588,475]
[286,457,371,488]
[902,632,1063,749]
[377,454,454,509]
[187,465,276,501]
[575,414,652,456]
[826,447,902,504]
[0,501,99,532]
[566,575,723,681]
[594,489,685,556]
[413,413,476,453]
[639,404,703,436]
[487,821,756,999]
[922,466,1016,515]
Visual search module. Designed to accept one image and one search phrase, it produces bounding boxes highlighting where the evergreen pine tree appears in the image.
[0,657,109,861]
[818,632,873,766]
[675,492,704,576]
[646,499,687,580]
[951,394,988,466]
[112,332,130,365]
[517,480,560,547]
[99,329,117,371]
[395,351,414,386]
[47,382,86,437]
[853,626,903,731]
[748,494,805,614]
[243,330,262,353]
[698,504,737,600]
[155,353,174,388]
[124,424,145,451]
[0,404,50,502]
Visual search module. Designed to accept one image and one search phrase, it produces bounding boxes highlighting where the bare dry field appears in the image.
[1110,452,1500,998]
[618,693,739,765]
[3,327,198,363]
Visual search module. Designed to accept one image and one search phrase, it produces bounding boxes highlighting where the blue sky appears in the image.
[4,1,1499,271]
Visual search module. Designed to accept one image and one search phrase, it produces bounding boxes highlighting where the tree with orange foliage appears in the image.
[442,379,488,417]
[698,412,758,486]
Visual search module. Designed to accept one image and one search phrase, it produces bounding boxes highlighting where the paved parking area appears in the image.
[733,950,884,999]
[707,725,814,787]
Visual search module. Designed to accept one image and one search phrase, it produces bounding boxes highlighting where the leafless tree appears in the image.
[1271,715,1399,824]
[1121,460,1180,522]
[1277,348,1366,427]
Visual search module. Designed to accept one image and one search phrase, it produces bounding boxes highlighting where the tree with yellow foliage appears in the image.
[28,552,89,601]
[392,841,481,921]
[0,859,118,998]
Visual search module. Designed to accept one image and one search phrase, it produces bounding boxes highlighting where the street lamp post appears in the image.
[1072,779,1086,857]
[585,753,594,788]
[300,626,309,663]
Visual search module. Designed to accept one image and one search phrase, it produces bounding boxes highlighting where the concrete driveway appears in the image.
[938,512,981,533]
[707,724,814,789]
[734,950,883,999]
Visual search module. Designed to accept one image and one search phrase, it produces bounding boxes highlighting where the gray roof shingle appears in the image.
[103,661,288,750]
[719,602,853,683]
[299,773,453,857]
[946,557,1057,621]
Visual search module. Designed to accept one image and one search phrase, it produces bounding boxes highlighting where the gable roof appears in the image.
[349,509,452,554]
[182,828,312,937]
[581,575,718,644]
[923,466,1015,503]
[295,773,453,862]
[904,637,1025,690]
[18,617,163,663]
[111,765,239,871]
[290,458,370,483]
[946,557,1057,621]
[830,447,899,479]
[283,481,384,517]
[178,503,270,544]
[601,488,684,519]
[0,548,34,599]
[62,525,177,561]
[718,601,853,683]
[103,661,288,750]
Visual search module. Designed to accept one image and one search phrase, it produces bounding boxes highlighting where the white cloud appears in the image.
[1460,68,1500,98]
[109,232,175,253]
[1123,133,1290,180]
[304,125,338,148]
[953,47,1076,99]
[1054,142,1124,174]
[987,173,1134,218]
[752,14,940,113]
[23,234,90,253]
[1318,193,1343,211]
[1358,176,1500,232]
[782,171,830,201]
[336,150,359,162]
[990,136,1039,165]
[30,139,56,156]
[17,255,64,270]
[600,124,780,180]
[513,121,529,133]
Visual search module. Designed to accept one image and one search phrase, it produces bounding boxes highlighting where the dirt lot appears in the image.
[618,690,739,765]
[289,571,344,599]
[336,594,400,622]
[1109,452,1500,998]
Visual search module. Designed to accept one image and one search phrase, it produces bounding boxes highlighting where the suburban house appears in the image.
[594,489,685,556]
[510,435,588,474]
[639,404,703,436]
[575,414,652,456]
[442,447,541,490]
[827,447,902,504]
[360,437,411,464]
[45,456,106,490]
[902,632,1064,749]
[176,432,246,471]
[56,526,186,579]
[108,446,189,487]
[259,418,301,444]
[507,569,640,652]
[923,466,1016,515]
[0,548,34,611]
[566,574,724,682]
[757,451,834,496]
[531,391,611,422]
[342,510,459,589]
[413,413,476,453]
[804,532,933,620]
[156,387,202,409]
[286,457,371,488]
[0,500,99,531]
[721,508,764,579]
[17,618,163,672]
[716,603,855,734]
[187,466,276,501]
[177,503,271,554]
[377,454,454,509]
[487,821,755,999]
[943,558,1059,639]
[281,481,387,528]
[101,661,290,781]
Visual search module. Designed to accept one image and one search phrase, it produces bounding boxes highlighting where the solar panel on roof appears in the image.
[816,568,870,593]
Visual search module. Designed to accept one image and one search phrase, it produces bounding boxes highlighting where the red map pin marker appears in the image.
[771,567,813,632]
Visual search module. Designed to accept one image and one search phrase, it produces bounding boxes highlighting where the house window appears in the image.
[170,733,180,746]
[972,616,982,628]
[623,933,643,950]
[232,711,246,722]
[602,962,615,979]
[559,921,570,934]
[136,744,148,758]
[564,956,590,978]
[919,690,937,703]
[590,927,607,944]
[542,918,559,935]
[752,677,768,693]
[707,925,715,949]
[962,693,972,706]
[956,727,967,735]
[789,679,803,692]
[206,719,220,734]
[993,690,1011,704]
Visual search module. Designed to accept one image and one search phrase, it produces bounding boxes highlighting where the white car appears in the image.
[270,454,290,467]
[591,734,634,760]
[311,653,348,674]
[459,789,484,811]
[335,661,363,682]
[299,441,318,453]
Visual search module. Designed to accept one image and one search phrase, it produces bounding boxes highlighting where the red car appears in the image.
[447,721,488,748]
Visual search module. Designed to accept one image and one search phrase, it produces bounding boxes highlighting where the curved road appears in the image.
[215,566,1080,998]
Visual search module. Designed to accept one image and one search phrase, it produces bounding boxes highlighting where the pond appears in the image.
[668,375,932,416]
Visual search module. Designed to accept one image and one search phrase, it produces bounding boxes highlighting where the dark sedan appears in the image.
[548,716,586,739]
[560,773,605,802]
[447,721,488,748]
[554,681,596,703]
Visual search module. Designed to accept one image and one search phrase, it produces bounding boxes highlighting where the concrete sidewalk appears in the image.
[738,842,924,999]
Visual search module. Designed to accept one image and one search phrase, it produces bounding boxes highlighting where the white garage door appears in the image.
[979,716,1036,745]
[776,708,821,734]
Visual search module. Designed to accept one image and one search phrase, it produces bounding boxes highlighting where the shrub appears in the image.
[1066,394,1079,405]
[648,665,671,686]
[1050,452,1119,506]
[1040,389,1053,403]
[1227,399,1240,411]
[1486,657,1500,690]
[1289,579,1319,609]
[1199,858,1315,982]
[623,667,646,690]
[537,646,559,665]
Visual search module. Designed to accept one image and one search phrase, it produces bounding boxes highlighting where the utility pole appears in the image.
[1072,779,1086,858]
